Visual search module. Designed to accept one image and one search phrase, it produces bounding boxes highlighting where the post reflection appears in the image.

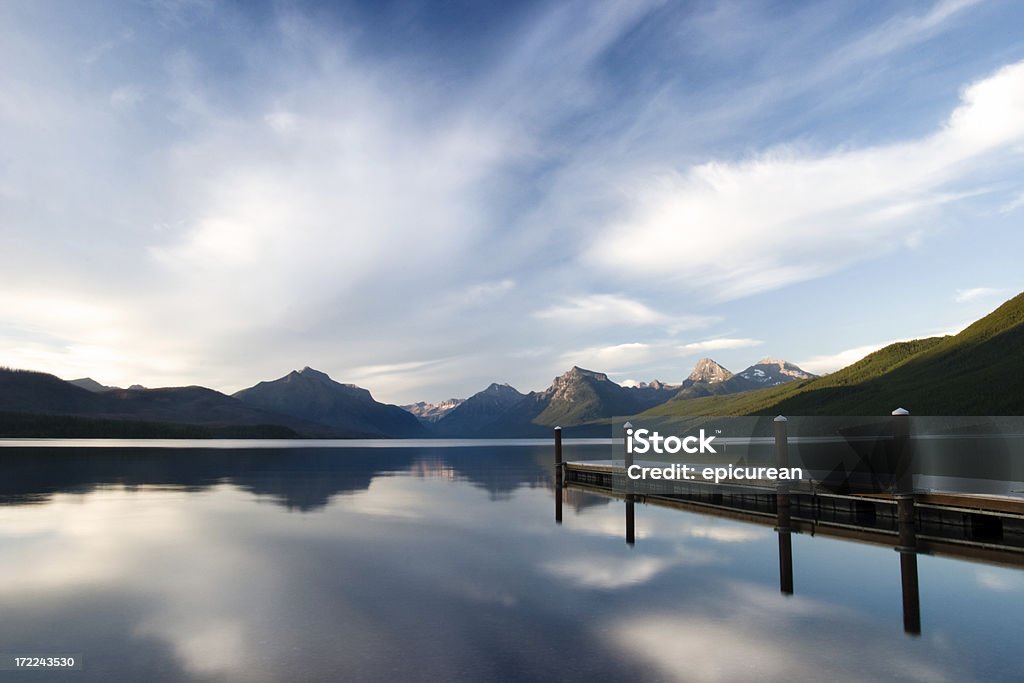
[897,493,921,636]
[586,487,924,634]
[554,427,563,525]
[554,412,938,636]
[894,411,921,636]
[776,484,793,595]
[556,482,935,636]
[775,415,794,595]
[625,496,635,546]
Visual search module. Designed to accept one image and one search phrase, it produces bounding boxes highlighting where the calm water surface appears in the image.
[0,441,1022,682]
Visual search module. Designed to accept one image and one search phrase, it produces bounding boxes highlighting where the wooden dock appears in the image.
[562,459,1024,565]
[551,416,1024,635]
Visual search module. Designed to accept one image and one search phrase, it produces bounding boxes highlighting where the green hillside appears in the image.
[645,292,1024,417]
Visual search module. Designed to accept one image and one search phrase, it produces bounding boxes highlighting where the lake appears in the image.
[0,441,1022,681]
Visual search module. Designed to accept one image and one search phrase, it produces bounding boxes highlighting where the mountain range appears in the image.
[0,369,333,438]
[0,358,810,438]
[672,357,815,400]
[429,359,812,437]
[2,291,1021,437]
[402,398,465,423]
[646,291,1024,417]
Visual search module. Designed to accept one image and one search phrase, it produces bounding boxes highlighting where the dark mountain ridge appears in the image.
[0,368,342,437]
[233,367,427,438]
[432,382,529,437]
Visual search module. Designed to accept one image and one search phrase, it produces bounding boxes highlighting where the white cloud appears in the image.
[607,598,953,683]
[541,555,677,590]
[954,287,1002,303]
[109,84,143,110]
[561,342,656,370]
[999,191,1024,213]
[562,337,756,375]
[0,290,200,386]
[585,60,1024,300]
[137,618,249,679]
[456,279,516,307]
[832,0,981,69]
[685,525,764,543]
[2,3,1022,403]
[798,315,978,375]
[797,342,895,375]
[975,568,1024,592]
[677,337,763,353]
[340,359,453,402]
[263,109,298,134]
[534,294,669,327]
[541,545,720,590]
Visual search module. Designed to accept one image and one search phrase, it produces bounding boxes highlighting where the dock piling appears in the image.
[892,408,921,635]
[773,415,789,469]
[554,426,562,472]
[623,422,635,545]
[554,427,563,524]
[774,416,793,594]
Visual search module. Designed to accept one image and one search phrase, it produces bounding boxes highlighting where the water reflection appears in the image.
[0,444,1021,681]
[0,445,553,511]
[569,477,1010,641]
[776,487,794,596]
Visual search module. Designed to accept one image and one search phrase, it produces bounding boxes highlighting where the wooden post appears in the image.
[892,408,914,546]
[623,422,635,545]
[892,408,920,635]
[554,427,563,524]
[774,415,789,470]
[892,408,911,494]
[774,416,793,594]
[554,426,563,472]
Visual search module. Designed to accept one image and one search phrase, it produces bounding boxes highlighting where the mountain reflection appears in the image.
[0,444,573,511]
[0,445,1021,681]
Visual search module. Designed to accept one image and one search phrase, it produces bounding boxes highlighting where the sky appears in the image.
[2,0,1024,405]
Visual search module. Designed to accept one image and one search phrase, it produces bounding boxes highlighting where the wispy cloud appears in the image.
[562,337,766,378]
[534,294,668,327]
[677,338,762,353]
[975,568,1024,592]
[999,191,1024,213]
[559,342,655,371]
[797,342,896,376]
[459,279,516,306]
[585,60,1024,300]
[955,287,1004,303]
[828,0,981,70]
[1,1,1021,402]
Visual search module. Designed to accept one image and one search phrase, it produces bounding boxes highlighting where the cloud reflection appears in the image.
[606,581,959,683]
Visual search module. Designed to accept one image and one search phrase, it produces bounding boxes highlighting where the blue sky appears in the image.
[2,0,1023,404]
